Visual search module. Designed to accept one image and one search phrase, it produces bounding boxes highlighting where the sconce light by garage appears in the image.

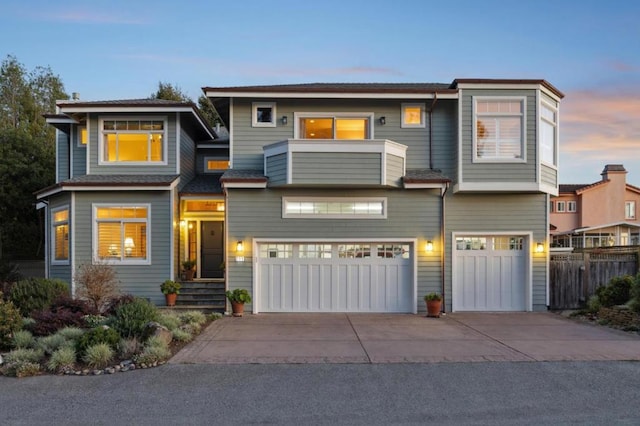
[536,242,545,253]
[425,241,434,252]
[236,241,245,262]
[379,116,386,125]
[281,115,288,125]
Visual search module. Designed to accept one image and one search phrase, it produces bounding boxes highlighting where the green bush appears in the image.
[12,330,34,349]
[37,334,69,355]
[586,295,601,314]
[157,311,181,331]
[4,348,44,364]
[0,300,23,349]
[118,337,142,359]
[82,343,114,369]
[83,314,109,328]
[76,326,120,356]
[56,326,85,341]
[9,278,68,316]
[596,275,633,307]
[171,328,193,342]
[47,346,77,373]
[179,310,206,326]
[7,361,41,378]
[111,298,158,339]
[629,274,640,313]
[135,337,171,365]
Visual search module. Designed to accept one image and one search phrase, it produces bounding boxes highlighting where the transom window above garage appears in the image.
[283,197,386,219]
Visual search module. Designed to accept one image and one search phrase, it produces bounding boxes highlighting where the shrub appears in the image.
[29,308,85,336]
[179,310,206,326]
[181,323,201,335]
[83,315,109,328]
[171,328,193,342]
[586,295,601,314]
[596,275,633,307]
[74,262,120,314]
[118,337,142,359]
[630,274,640,313]
[157,311,181,331]
[4,348,44,364]
[111,298,158,339]
[9,278,68,316]
[51,296,97,316]
[47,346,77,373]
[76,326,120,356]
[12,330,34,349]
[7,361,41,378]
[56,326,85,341]
[207,313,223,321]
[82,343,114,369]
[0,300,23,349]
[135,338,171,365]
[103,294,137,316]
[37,334,70,355]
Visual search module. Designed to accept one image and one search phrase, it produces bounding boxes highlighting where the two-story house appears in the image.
[551,164,640,248]
[37,78,563,314]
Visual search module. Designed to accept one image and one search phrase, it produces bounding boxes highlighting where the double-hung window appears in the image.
[626,201,636,219]
[94,205,149,263]
[296,113,373,140]
[567,201,577,213]
[474,97,525,162]
[100,119,166,163]
[556,201,566,213]
[540,100,558,166]
[52,207,69,263]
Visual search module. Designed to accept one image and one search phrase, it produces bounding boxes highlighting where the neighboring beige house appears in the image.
[551,165,640,248]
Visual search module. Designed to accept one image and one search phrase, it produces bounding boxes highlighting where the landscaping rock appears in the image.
[144,322,173,346]
[0,354,3,365]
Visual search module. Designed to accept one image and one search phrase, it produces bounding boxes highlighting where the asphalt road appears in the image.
[1,362,639,425]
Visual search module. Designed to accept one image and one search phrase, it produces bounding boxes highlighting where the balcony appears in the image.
[264,139,407,187]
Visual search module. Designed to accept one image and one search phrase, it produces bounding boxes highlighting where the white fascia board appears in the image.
[539,183,559,196]
[37,187,63,199]
[46,117,78,124]
[222,182,267,189]
[204,91,458,100]
[453,182,543,193]
[403,183,447,189]
[455,83,544,91]
[60,106,196,114]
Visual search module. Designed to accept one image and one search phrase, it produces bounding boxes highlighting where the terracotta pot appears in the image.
[165,293,177,307]
[183,269,195,281]
[426,300,442,318]
[231,301,245,317]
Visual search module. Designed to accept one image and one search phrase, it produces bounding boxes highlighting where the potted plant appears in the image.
[225,288,252,317]
[182,259,196,280]
[424,292,442,318]
[160,279,181,307]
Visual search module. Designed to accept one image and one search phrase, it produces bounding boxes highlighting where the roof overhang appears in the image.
[203,90,459,100]
[36,179,179,199]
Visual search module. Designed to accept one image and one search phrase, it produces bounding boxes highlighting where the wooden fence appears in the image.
[550,250,639,309]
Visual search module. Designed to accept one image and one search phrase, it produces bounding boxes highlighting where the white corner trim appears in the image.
[222,182,267,189]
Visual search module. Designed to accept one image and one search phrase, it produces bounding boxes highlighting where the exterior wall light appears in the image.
[281,116,288,125]
[379,116,386,125]
[425,241,434,252]
[236,241,245,262]
[536,242,544,253]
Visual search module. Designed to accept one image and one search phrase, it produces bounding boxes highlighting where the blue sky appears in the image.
[2,0,639,184]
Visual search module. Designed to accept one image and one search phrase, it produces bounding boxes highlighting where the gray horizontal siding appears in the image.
[179,127,195,190]
[460,89,537,183]
[266,153,287,185]
[444,192,548,311]
[88,113,178,175]
[291,152,381,185]
[72,124,86,177]
[386,154,404,187]
[541,164,557,187]
[57,130,70,182]
[73,191,173,305]
[227,188,443,313]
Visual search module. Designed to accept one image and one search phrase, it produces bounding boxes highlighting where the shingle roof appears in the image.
[180,174,223,195]
[558,184,591,193]
[204,82,454,94]
[220,170,268,182]
[403,169,451,183]
[602,164,626,173]
[62,175,179,185]
[56,98,196,108]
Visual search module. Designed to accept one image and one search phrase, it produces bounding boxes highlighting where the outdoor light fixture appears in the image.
[236,241,245,262]
[426,241,434,252]
[536,242,544,253]
[379,116,386,125]
[281,115,288,125]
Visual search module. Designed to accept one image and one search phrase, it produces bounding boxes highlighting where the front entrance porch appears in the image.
[180,198,226,280]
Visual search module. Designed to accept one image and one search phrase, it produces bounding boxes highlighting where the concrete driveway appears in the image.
[170,312,640,364]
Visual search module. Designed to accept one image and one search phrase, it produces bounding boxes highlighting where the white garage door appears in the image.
[453,236,527,311]
[257,242,413,313]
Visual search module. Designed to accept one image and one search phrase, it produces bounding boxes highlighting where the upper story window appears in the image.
[94,205,149,264]
[52,207,69,263]
[474,97,525,162]
[283,197,386,219]
[78,125,87,147]
[100,119,166,164]
[252,102,276,127]
[626,201,636,219]
[295,113,373,140]
[205,158,230,173]
[401,103,425,128]
[540,101,558,166]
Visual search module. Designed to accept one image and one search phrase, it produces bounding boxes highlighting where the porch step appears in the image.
[175,280,226,313]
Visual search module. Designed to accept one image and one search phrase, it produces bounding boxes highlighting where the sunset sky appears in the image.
[1,0,638,184]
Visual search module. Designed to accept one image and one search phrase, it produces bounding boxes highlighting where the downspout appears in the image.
[440,182,449,312]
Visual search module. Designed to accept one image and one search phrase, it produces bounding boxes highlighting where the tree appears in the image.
[198,94,222,128]
[149,81,191,102]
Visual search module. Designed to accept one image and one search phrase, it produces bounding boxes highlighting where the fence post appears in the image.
[583,252,590,303]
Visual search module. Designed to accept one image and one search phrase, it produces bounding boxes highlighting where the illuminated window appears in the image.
[100,119,165,163]
[283,197,386,219]
[474,98,525,162]
[299,116,370,139]
[52,207,69,262]
[252,102,276,127]
[401,103,425,128]
[78,125,87,146]
[205,159,230,172]
[184,200,225,212]
[94,205,149,263]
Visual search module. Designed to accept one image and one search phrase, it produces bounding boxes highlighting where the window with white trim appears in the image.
[540,101,557,166]
[296,113,373,140]
[78,125,87,147]
[252,102,276,127]
[94,205,149,263]
[401,103,425,128]
[567,201,576,213]
[626,201,636,219]
[100,119,165,163]
[283,197,386,219]
[52,207,69,262]
[556,201,566,212]
[474,97,525,162]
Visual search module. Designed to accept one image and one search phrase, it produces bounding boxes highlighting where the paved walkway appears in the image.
[170,312,640,364]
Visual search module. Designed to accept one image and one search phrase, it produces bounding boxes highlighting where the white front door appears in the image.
[453,235,528,311]
[256,242,413,313]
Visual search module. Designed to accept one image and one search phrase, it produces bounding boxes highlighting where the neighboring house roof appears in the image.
[35,175,179,198]
[181,174,223,195]
[403,169,451,184]
[557,180,608,195]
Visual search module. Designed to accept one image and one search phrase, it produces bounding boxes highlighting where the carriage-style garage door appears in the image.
[453,235,528,311]
[256,242,413,313]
